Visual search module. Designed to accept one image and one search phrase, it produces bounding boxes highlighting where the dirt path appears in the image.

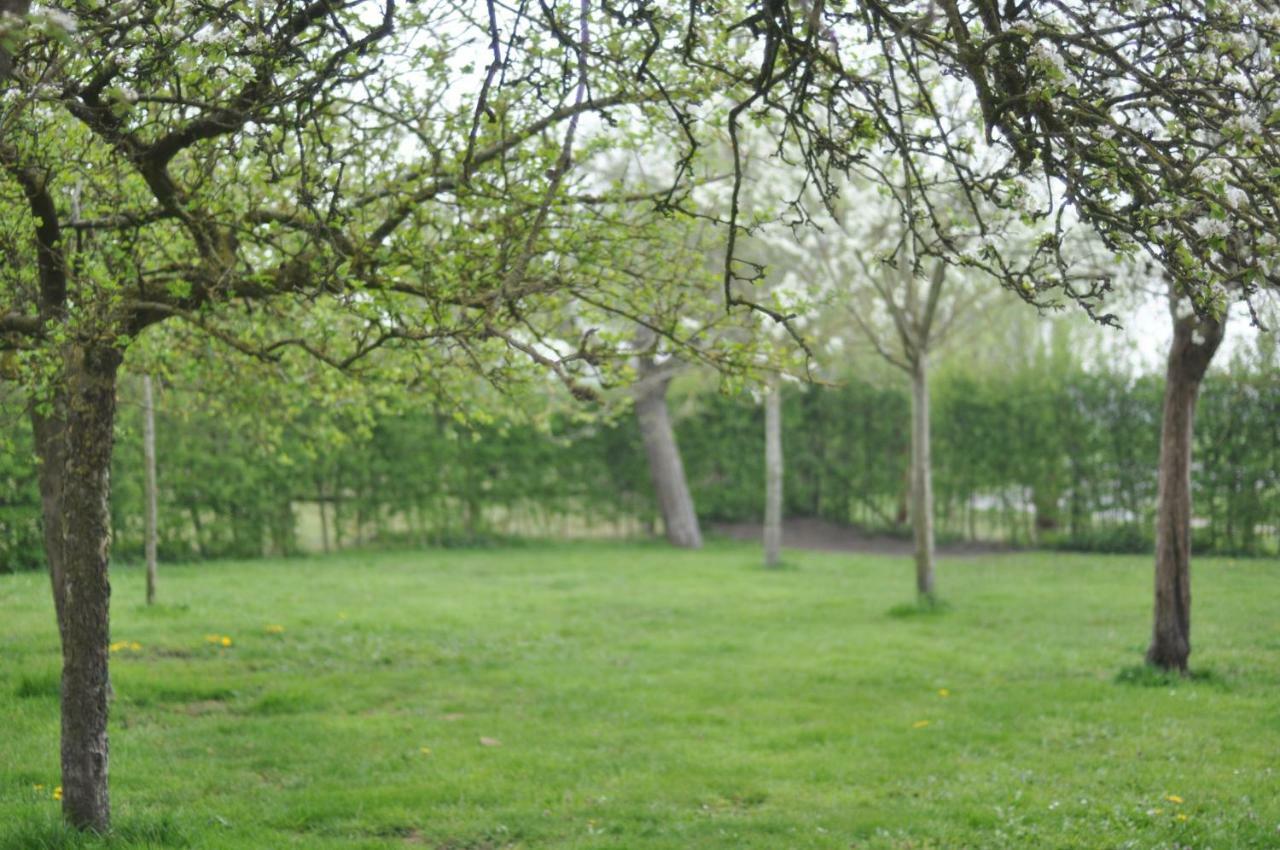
[712,517,1009,557]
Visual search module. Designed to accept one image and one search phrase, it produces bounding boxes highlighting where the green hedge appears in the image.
[1,355,1277,573]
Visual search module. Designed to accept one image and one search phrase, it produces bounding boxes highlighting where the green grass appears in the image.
[2,542,1278,849]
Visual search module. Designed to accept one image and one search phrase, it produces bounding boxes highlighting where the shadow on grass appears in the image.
[1114,664,1227,689]
[130,603,191,618]
[14,671,60,700]
[0,812,188,850]
[887,597,952,619]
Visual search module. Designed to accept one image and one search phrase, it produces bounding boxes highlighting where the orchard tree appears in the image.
[140,373,157,604]
[761,370,783,567]
[7,0,1280,833]
[456,0,1280,670]
[793,166,1001,601]
[1147,282,1226,670]
[678,1,1280,669]
[0,1,776,830]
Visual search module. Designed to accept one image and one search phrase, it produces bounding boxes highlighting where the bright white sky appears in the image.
[1117,298,1264,372]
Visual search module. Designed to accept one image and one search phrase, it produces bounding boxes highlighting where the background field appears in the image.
[3,543,1278,849]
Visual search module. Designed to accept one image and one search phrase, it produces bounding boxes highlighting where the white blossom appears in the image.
[1029,42,1068,78]
[1192,217,1231,239]
[42,8,77,33]
[1223,114,1263,138]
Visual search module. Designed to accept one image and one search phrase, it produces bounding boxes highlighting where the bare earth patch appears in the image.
[712,517,1008,557]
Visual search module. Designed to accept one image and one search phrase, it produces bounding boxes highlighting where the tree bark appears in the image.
[142,374,158,605]
[634,364,702,549]
[763,375,783,567]
[0,1,31,79]
[30,342,122,832]
[910,353,936,600]
[1146,312,1225,672]
[318,489,331,554]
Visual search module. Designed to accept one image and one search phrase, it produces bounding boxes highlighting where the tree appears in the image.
[634,354,703,548]
[762,372,783,567]
[0,2,758,829]
[141,373,157,605]
[783,166,996,600]
[689,0,1280,660]
[1146,287,1227,671]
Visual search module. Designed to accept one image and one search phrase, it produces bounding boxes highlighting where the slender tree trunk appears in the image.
[910,353,936,600]
[1146,313,1224,672]
[30,342,123,832]
[634,364,702,549]
[318,489,331,554]
[894,465,910,527]
[187,504,206,558]
[142,374,158,605]
[763,375,783,567]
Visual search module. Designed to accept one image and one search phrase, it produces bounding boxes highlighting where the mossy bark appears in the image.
[31,343,122,832]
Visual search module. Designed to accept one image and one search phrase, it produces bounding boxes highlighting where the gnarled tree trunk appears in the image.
[1146,312,1224,672]
[763,375,783,567]
[31,342,122,832]
[634,361,702,549]
[910,353,936,600]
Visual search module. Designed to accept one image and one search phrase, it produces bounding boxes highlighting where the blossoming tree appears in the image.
[0,1,762,830]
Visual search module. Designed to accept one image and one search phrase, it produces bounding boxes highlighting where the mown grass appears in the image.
[2,542,1278,849]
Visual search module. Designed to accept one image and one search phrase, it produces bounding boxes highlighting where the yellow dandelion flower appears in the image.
[265,624,285,634]
[52,786,62,801]
[220,636,232,647]
[129,642,141,651]
[912,720,930,729]
[420,747,432,756]
[1175,814,1189,822]
[938,688,951,697]
[1166,795,1184,804]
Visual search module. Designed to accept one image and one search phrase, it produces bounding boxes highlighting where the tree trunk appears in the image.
[1033,486,1061,532]
[142,374,158,605]
[30,342,122,832]
[910,354,936,600]
[763,376,783,568]
[1146,313,1225,672]
[318,490,331,554]
[634,365,702,549]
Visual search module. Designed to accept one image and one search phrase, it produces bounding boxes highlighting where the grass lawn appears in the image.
[2,542,1278,849]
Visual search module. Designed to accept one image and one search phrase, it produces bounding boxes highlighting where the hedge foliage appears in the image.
[0,351,1276,573]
